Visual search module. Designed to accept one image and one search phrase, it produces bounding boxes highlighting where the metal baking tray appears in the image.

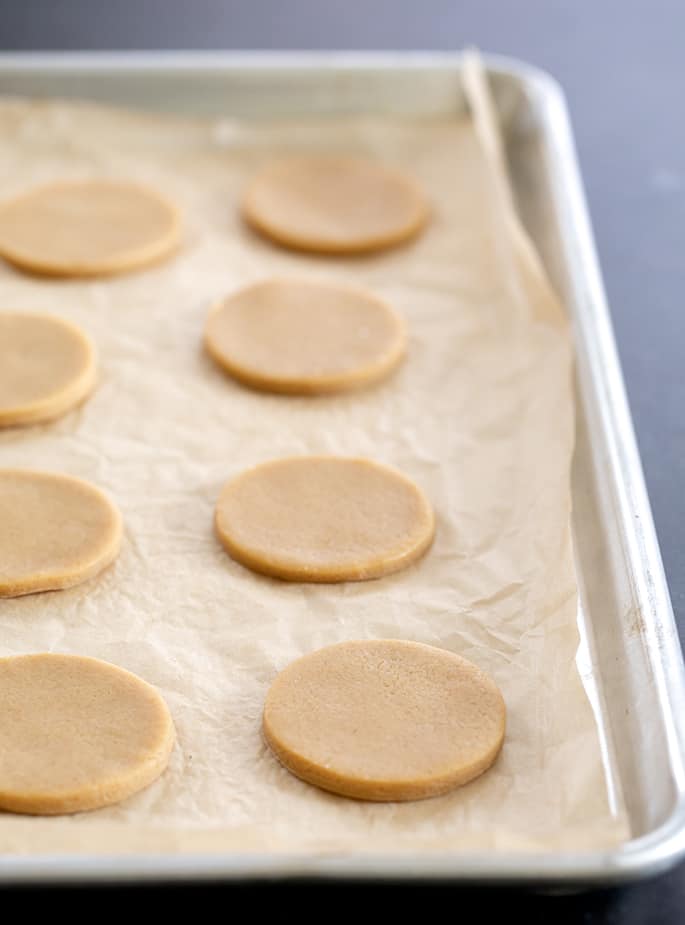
[0,51,683,887]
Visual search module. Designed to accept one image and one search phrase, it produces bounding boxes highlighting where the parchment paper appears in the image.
[0,60,629,855]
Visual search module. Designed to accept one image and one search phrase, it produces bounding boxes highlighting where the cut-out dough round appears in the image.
[0,470,122,597]
[0,180,180,277]
[0,653,175,815]
[215,457,434,582]
[205,278,406,394]
[0,313,96,427]
[263,639,506,801]
[243,157,429,255]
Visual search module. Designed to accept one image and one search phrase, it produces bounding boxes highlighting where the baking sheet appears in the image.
[0,60,630,854]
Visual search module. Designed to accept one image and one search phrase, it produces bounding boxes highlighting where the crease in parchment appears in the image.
[462,50,567,328]
[0,68,628,855]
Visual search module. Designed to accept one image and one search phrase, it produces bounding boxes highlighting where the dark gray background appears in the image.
[1,0,683,920]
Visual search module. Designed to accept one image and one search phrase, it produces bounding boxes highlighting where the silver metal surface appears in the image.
[0,51,682,886]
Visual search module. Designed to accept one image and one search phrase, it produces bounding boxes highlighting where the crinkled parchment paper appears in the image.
[0,59,629,855]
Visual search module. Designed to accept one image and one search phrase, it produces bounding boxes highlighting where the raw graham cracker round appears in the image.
[0,653,175,815]
[214,456,435,583]
[0,312,96,427]
[0,469,122,597]
[204,278,406,395]
[0,179,180,277]
[263,639,506,801]
[243,156,429,255]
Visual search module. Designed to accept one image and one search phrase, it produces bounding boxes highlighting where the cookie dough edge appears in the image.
[242,192,429,255]
[263,716,504,801]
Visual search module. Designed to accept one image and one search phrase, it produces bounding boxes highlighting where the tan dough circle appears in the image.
[0,470,122,598]
[263,639,506,802]
[0,313,96,427]
[0,180,180,277]
[215,456,435,582]
[243,157,429,255]
[0,653,175,815]
[205,278,406,395]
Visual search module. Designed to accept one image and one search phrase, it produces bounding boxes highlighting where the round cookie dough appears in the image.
[215,457,434,582]
[0,653,175,815]
[263,639,506,802]
[242,156,429,255]
[204,278,406,395]
[0,470,122,597]
[0,313,96,427]
[0,180,180,277]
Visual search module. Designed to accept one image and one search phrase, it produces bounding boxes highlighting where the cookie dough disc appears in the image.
[0,654,175,815]
[0,470,122,597]
[205,279,406,394]
[215,457,434,582]
[243,157,429,255]
[0,180,180,277]
[263,640,506,801]
[0,313,96,427]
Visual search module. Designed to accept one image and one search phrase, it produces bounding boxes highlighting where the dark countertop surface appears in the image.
[1,1,684,920]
